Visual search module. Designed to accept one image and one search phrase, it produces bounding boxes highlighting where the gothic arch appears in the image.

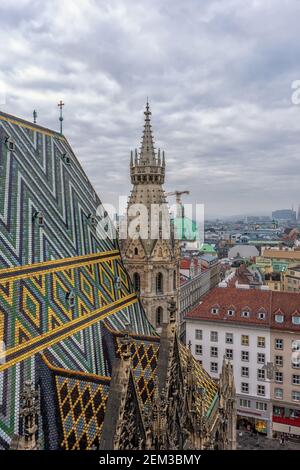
[156,272,163,294]
[156,306,163,327]
[133,272,140,292]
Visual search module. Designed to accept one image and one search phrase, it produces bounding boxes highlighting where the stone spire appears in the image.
[139,100,156,165]
[130,101,165,186]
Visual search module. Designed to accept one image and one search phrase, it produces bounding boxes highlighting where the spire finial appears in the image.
[139,100,156,164]
[57,100,65,135]
[33,110,37,124]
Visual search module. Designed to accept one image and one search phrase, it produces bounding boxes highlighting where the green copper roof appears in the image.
[200,243,217,254]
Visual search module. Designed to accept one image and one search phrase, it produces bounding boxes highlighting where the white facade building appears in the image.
[185,320,272,435]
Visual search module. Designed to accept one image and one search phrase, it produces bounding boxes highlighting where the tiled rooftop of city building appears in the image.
[185,287,300,331]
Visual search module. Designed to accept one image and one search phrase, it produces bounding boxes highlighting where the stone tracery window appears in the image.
[156,272,163,294]
[133,272,140,292]
[156,307,163,327]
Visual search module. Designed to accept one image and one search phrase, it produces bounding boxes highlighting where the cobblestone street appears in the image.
[237,430,300,450]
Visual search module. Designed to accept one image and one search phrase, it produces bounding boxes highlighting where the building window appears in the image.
[256,402,267,411]
[227,309,235,316]
[240,399,251,408]
[257,337,265,348]
[210,362,218,373]
[226,349,233,360]
[292,375,300,385]
[195,344,202,356]
[241,335,249,346]
[5,136,15,151]
[211,346,218,358]
[225,333,233,344]
[258,312,266,320]
[275,338,284,350]
[33,211,44,227]
[210,331,218,342]
[275,355,283,367]
[292,360,300,369]
[241,367,249,378]
[211,307,219,314]
[241,310,250,318]
[241,382,249,394]
[173,270,177,290]
[275,314,284,323]
[257,353,265,364]
[257,369,266,381]
[292,340,300,352]
[292,391,300,402]
[275,388,283,399]
[133,272,140,292]
[156,272,163,294]
[195,329,202,340]
[275,371,283,383]
[292,316,300,325]
[257,385,265,396]
[134,247,138,255]
[156,307,163,327]
[241,351,249,362]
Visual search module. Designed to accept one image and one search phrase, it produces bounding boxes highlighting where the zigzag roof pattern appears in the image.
[0,110,153,448]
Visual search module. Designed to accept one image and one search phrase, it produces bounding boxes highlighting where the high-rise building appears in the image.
[272,209,296,222]
[121,102,180,329]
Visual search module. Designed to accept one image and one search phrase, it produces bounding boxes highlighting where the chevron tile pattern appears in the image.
[0,111,154,448]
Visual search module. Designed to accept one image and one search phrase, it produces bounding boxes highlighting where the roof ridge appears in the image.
[0,109,64,138]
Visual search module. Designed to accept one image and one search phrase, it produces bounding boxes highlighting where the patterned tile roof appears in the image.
[0,110,153,448]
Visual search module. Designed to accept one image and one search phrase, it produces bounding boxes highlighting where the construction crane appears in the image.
[165,190,190,218]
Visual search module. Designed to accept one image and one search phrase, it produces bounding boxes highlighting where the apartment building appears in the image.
[184,286,300,438]
[256,248,300,273]
[282,265,300,292]
[179,257,220,339]
[270,299,300,437]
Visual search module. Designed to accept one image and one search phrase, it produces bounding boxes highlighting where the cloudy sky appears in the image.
[0,0,300,219]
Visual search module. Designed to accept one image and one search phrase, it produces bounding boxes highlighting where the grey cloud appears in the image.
[0,0,300,218]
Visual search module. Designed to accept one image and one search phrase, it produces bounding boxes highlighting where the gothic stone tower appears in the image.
[121,102,180,330]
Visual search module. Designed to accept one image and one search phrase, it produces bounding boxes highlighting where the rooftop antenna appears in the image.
[57,100,65,135]
[33,110,37,124]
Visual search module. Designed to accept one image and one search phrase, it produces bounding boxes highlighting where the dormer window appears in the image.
[88,214,97,227]
[292,316,300,325]
[66,291,75,308]
[62,152,71,165]
[241,310,250,318]
[275,314,284,324]
[33,211,44,227]
[227,309,235,316]
[5,137,15,152]
[258,312,266,320]
[211,307,219,314]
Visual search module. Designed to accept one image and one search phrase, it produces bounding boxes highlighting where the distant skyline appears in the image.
[0,0,300,218]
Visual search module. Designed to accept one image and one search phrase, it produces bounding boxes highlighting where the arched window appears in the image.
[156,272,163,294]
[133,272,140,292]
[156,307,163,327]
[134,247,138,255]
[173,270,177,290]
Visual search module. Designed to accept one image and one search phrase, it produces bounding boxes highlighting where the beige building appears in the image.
[121,102,180,329]
[282,265,300,292]
[257,248,300,274]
